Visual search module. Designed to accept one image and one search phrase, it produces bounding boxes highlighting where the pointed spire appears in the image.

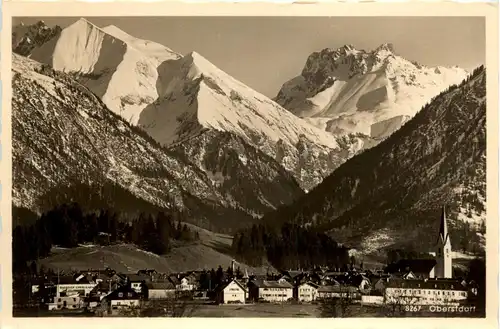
[438,205,449,244]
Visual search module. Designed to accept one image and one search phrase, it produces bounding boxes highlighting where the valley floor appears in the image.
[14,303,484,318]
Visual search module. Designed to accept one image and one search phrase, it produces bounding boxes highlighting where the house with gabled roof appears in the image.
[144,281,176,300]
[385,278,468,305]
[215,279,247,304]
[297,281,319,302]
[102,284,140,315]
[317,285,360,300]
[248,279,293,303]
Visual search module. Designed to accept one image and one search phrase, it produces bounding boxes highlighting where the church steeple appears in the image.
[434,205,452,278]
[438,205,449,245]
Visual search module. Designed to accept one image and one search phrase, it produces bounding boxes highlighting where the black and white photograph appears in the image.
[3,2,498,321]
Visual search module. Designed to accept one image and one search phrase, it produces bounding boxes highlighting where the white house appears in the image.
[103,285,141,316]
[176,277,194,291]
[250,279,293,303]
[54,275,98,297]
[297,282,319,302]
[385,279,468,305]
[125,273,151,293]
[146,282,176,300]
[48,294,84,311]
[317,285,360,300]
[216,279,247,304]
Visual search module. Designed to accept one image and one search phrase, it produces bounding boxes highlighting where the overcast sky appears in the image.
[14,17,485,98]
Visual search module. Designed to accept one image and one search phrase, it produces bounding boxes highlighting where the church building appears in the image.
[386,206,453,279]
[431,206,453,279]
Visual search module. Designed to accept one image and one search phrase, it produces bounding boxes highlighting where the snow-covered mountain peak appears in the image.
[276,43,468,139]
[179,51,223,80]
[76,17,97,28]
[101,24,133,38]
[101,24,182,59]
[373,42,395,54]
[12,53,306,232]
[136,51,368,190]
[29,17,181,125]
[140,51,339,149]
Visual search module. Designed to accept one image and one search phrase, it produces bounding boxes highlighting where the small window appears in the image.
[118,292,123,297]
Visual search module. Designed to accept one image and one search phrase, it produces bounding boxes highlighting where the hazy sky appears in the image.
[14,17,485,98]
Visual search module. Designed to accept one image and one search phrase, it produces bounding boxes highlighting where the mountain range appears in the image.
[275,43,468,141]
[26,18,376,191]
[12,53,304,232]
[265,66,486,254]
[12,18,486,254]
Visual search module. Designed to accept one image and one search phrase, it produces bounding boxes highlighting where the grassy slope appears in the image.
[37,224,276,275]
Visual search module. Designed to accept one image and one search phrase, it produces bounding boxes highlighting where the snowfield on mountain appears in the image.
[265,66,486,253]
[25,20,374,191]
[30,18,182,125]
[275,43,468,140]
[137,51,373,190]
[12,53,305,232]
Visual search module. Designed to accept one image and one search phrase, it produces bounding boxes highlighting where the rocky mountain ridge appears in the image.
[275,43,468,141]
[12,20,62,56]
[29,18,182,125]
[265,66,486,254]
[19,19,374,191]
[12,53,304,233]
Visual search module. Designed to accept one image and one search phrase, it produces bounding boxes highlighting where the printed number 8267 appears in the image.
[405,305,422,312]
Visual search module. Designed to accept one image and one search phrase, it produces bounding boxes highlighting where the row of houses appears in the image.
[28,266,478,313]
[214,277,473,306]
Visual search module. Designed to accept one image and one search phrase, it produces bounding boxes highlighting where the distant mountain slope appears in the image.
[21,19,372,191]
[275,44,468,140]
[37,221,276,275]
[138,51,370,190]
[264,66,486,253]
[12,21,62,56]
[12,53,303,232]
[29,18,181,124]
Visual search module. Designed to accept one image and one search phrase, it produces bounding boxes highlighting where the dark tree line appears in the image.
[231,222,350,270]
[12,203,199,274]
[385,248,433,265]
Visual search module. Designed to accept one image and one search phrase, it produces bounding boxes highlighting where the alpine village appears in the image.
[11,19,486,317]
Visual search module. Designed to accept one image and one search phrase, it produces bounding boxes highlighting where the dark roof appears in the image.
[349,275,370,286]
[168,275,180,285]
[387,279,467,291]
[104,285,140,301]
[252,280,293,289]
[283,271,304,279]
[324,272,346,277]
[216,279,247,292]
[146,282,176,290]
[126,273,150,282]
[300,282,319,289]
[318,285,359,293]
[387,259,437,274]
[90,281,118,294]
[56,275,92,285]
[371,277,388,286]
